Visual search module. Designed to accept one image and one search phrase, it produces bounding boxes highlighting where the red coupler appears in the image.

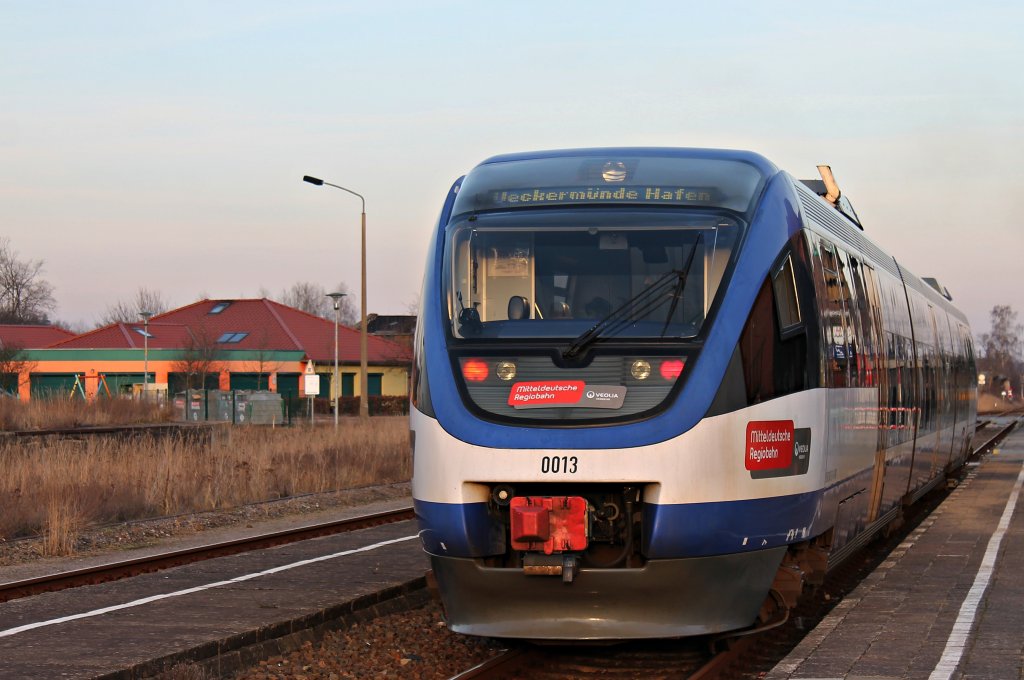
[509,496,588,554]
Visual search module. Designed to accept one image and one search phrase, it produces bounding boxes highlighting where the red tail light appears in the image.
[660,359,685,380]
[462,359,489,382]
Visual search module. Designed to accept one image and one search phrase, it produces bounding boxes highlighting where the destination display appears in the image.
[490,185,719,208]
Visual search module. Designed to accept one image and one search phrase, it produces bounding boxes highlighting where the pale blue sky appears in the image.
[2,1,1021,334]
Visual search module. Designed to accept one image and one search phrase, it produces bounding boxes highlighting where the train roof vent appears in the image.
[799,165,863,230]
[922,277,954,301]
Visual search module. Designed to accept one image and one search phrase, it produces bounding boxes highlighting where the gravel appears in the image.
[227,600,503,680]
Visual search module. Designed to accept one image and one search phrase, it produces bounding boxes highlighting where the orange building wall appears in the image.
[16,358,309,400]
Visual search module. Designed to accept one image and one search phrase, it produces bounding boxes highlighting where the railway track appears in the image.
[443,415,1023,680]
[0,505,414,603]
[0,421,222,441]
[452,642,711,679]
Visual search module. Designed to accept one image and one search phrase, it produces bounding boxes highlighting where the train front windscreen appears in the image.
[439,154,764,424]
[445,153,763,344]
[445,215,741,343]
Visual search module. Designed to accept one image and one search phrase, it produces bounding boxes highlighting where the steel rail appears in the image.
[971,417,1020,458]
[0,505,414,603]
[0,422,222,440]
[446,648,527,679]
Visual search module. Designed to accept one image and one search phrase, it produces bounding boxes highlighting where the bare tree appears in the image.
[0,238,56,324]
[171,328,224,390]
[99,287,170,326]
[329,281,358,327]
[403,292,420,316]
[0,342,36,395]
[980,305,1024,393]
[244,330,282,390]
[280,282,327,316]
[280,281,357,326]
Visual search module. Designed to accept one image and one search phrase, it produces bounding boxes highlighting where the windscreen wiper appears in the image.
[562,235,702,360]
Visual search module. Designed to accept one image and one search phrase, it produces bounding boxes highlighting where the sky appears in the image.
[1,1,1022,336]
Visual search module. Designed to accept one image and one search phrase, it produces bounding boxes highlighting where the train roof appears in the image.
[456,147,967,326]
[475,147,780,176]
[790,175,969,325]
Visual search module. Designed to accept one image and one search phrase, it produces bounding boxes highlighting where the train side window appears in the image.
[771,254,801,331]
[815,239,847,387]
[739,237,811,405]
[834,249,863,388]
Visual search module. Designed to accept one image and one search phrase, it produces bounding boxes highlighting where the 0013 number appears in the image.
[540,455,578,474]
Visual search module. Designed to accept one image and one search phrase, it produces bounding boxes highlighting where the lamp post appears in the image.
[140,311,154,391]
[326,292,347,428]
[304,175,369,418]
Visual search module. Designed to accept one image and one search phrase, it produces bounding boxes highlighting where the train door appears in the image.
[952,323,975,463]
[878,274,915,509]
[813,237,876,550]
[858,262,889,522]
[935,312,958,470]
[904,294,934,496]
[923,305,946,477]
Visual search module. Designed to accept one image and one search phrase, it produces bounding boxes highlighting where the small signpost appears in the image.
[303,361,320,426]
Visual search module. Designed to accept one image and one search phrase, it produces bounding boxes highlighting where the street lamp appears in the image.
[326,291,347,428]
[139,311,154,390]
[304,175,369,418]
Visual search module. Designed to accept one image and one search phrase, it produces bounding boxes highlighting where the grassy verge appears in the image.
[0,396,173,430]
[0,405,410,554]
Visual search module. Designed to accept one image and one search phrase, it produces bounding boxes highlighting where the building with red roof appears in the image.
[7,299,411,403]
[0,325,77,395]
[0,324,75,349]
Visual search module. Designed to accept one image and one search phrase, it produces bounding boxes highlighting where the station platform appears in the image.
[767,419,1024,680]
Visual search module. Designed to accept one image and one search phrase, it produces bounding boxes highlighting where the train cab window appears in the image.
[445,214,741,341]
[771,254,801,331]
[738,238,812,405]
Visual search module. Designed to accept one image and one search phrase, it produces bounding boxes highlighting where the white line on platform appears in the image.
[929,461,1024,680]
[0,534,419,639]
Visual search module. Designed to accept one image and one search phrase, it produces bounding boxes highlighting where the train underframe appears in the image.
[427,481,832,640]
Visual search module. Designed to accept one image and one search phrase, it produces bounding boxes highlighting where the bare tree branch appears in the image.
[0,238,56,324]
[171,328,224,390]
[0,342,36,394]
[280,281,357,326]
[99,287,170,326]
[980,304,1024,392]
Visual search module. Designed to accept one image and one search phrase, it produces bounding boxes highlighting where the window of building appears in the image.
[216,332,248,343]
[209,302,231,314]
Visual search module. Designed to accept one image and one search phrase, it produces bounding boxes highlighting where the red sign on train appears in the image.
[508,381,585,408]
[745,420,795,471]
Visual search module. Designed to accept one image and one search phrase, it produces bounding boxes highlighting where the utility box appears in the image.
[175,389,284,424]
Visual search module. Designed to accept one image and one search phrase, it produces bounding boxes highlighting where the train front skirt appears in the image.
[429,547,786,640]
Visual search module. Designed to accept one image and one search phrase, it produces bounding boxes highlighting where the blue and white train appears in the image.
[410,148,976,640]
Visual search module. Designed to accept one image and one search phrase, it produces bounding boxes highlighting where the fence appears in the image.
[174,390,285,425]
[176,390,408,425]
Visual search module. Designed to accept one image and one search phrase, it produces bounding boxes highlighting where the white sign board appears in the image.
[303,374,320,396]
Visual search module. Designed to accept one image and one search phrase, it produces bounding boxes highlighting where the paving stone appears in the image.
[766,423,1024,679]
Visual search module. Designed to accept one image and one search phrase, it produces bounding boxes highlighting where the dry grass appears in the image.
[0,416,411,552]
[0,396,173,430]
